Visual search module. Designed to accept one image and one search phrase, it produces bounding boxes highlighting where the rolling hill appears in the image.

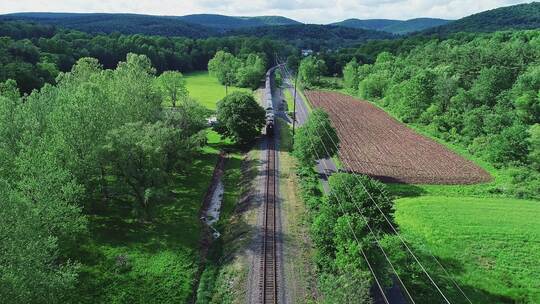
[0,12,218,38]
[424,2,540,35]
[178,14,301,31]
[332,18,450,34]
[226,24,394,50]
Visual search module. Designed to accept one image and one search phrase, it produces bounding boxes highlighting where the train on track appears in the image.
[264,65,283,137]
[265,67,275,137]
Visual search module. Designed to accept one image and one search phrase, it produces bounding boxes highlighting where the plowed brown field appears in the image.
[305,91,491,184]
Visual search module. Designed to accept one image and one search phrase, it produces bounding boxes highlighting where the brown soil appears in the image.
[305,91,491,185]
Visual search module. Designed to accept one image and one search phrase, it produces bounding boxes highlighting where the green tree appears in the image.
[214,91,265,144]
[208,51,239,94]
[0,181,80,304]
[299,56,326,87]
[157,71,188,107]
[486,124,530,166]
[236,54,266,90]
[343,59,359,93]
[328,173,394,234]
[102,121,182,220]
[293,109,339,166]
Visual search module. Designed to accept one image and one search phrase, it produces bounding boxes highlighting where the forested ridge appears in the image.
[424,2,540,35]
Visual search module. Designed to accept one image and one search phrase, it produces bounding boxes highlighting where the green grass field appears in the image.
[185,71,250,110]
[395,196,540,303]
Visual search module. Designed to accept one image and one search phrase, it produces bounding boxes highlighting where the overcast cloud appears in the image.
[0,0,533,23]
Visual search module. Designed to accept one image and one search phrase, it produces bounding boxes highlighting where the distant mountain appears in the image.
[226,24,394,50]
[333,18,450,34]
[425,2,540,35]
[0,12,217,38]
[332,19,401,31]
[384,18,451,34]
[178,14,301,31]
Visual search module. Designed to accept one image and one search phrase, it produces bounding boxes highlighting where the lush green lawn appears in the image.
[185,71,250,110]
[283,89,294,112]
[395,196,540,303]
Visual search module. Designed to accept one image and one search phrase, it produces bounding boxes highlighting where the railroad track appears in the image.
[259,138,278,304]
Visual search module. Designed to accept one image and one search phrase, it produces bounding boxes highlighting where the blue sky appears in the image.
[0,0,533,23]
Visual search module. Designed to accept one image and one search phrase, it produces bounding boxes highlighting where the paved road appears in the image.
[282,78,337,192]
[282,75,407,304]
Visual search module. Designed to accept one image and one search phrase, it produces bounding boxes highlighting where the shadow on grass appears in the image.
[382,237,515,304]
[385,183,427,198]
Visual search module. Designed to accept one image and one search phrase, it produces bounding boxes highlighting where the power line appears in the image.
[273,60,391,304]
[278,58,456,304]
[310,90,472,304]
[288,69,417,304]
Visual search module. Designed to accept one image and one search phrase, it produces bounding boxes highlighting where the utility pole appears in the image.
[292,70,298,147]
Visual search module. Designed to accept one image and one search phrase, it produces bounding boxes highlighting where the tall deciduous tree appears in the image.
[343,59,359,93]
[102,121,180,220]
[157,71,188,107]
[208,50,239,95]
[236,53,266,90]
[293,109,339,166]
[299,56,326,87]
[215,91,265,144]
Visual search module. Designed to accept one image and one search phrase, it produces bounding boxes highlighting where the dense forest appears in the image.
[332,18,451,34]
[424,2,540,35]
[0,21,295,93]
[226,24,395,50]
[0,13,217,38]
[341,30,540,198]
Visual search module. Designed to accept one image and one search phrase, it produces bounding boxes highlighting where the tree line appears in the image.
[339,30,540,198]
[0,20,296,93]
[208,50,267,91]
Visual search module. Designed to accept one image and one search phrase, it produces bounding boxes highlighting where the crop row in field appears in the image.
[305,91,491,184]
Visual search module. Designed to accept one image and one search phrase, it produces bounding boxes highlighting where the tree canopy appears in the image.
[293,108,339,165]
[214,91,265,144]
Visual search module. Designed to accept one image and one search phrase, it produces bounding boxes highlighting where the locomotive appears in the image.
[264,68,275,137]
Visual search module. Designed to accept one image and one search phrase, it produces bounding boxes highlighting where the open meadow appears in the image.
[184,71,251,110]
[395,196,540,303]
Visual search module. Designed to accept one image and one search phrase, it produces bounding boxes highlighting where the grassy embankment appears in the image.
[277,118,318,303]
[74,72,244,303]
[315,83,540,302]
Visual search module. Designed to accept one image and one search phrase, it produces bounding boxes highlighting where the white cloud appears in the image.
[0,0,533,23]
